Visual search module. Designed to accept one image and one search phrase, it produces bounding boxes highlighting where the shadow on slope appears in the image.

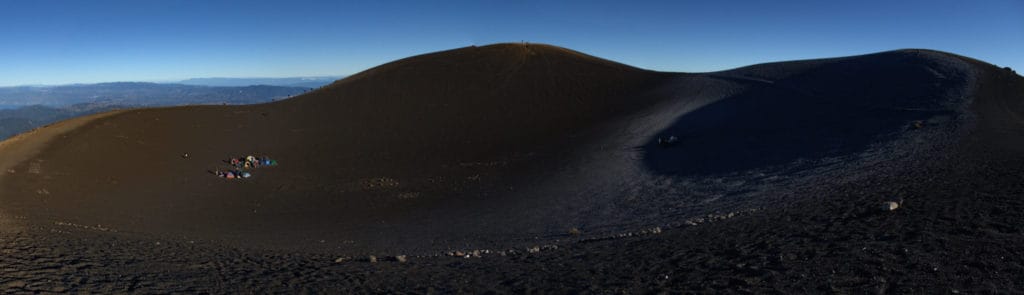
[644,50,973,175]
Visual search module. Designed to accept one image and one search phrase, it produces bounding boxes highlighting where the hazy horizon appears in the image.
[0,75,344,88]
[1,0,1021,87]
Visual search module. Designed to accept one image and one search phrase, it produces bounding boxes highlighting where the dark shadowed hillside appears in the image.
[645,50,973,175]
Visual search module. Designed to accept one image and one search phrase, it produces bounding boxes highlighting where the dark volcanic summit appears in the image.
[1,43,1023,292]
[1,43,671,252]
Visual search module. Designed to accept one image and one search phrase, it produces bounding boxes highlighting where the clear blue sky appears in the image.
[1,0,1021,86]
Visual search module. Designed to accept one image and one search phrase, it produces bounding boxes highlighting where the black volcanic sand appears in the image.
[1,44,1023,292]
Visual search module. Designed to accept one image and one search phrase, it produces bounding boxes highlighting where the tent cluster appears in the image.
[229,155,276,169]
[213,155,277,179]
[216,169,251,179]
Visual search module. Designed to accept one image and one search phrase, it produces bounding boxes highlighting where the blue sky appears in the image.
[0,0,1021,86]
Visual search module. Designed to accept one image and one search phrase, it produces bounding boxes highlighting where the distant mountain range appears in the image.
[0,82,311,107]
[177,76,343,88]
[0,103,123,140]
[0,81,318,140]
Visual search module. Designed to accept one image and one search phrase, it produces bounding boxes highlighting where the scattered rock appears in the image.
[368,255,378,263]
[4,280,26,289]
[527,246,541,253]
[470,250,481,258]
[334,257,348,263]
[397,192,421,199]
[569,227,581,236]
[658,135,680,147]
[882,201,900,211]
[913,120,924,129]
[396,255,408,263]
[362,177,400,189]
